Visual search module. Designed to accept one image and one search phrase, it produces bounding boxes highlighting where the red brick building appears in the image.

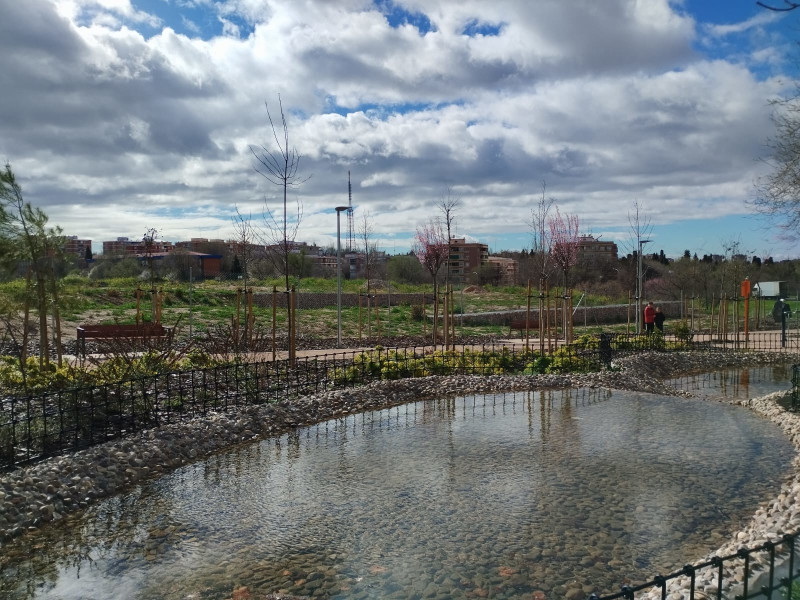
[102,237,174,256]
[63,235,92,258]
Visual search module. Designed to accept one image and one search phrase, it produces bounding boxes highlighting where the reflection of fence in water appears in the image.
[290,387,614,445]
[667,365,792,399]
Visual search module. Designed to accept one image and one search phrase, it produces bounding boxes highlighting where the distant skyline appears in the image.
[2,1,800,260]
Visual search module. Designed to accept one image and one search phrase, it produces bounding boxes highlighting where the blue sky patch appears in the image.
[462,19,503,37]
[374,0,435,34]
[326,98,464,118]
[130,0,255,39]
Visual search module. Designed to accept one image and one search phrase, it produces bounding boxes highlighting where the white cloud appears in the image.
[0,0,795,258]
[705,11,779,38]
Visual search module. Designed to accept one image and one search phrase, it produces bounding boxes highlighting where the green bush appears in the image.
[0,356,80,394]
[411,304,425,322]
[673,320,693,343]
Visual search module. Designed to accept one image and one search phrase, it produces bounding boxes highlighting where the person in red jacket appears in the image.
[643,301,656,334]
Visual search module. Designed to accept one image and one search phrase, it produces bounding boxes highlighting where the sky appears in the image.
[2,0,800,260]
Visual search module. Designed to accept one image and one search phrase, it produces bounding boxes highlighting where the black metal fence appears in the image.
[0,343,605,471]
[589,531,800,600]
[5,336,800,600]
[2,331,800,472]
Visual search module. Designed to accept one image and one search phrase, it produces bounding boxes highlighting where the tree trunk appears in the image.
[48,259,63,367]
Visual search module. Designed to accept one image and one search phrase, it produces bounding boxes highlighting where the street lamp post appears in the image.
[335,206,349,347]
[637,239,651,334]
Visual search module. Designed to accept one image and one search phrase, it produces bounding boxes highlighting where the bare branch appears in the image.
[528,181,556,281]
[756,1,800,11]
[753,94,800,239]
[250,94,310,290]
[548,207,581,288]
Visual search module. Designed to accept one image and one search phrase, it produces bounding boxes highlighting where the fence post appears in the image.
[525,280,531,350]
[290,286,296,368]
[272,286,277,363]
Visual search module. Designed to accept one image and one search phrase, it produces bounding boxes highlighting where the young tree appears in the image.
[142,227,160,290]
[548,207,581,289]
[359,209,380,293]
[437,186,460,285]
[413,219,449,341]
[231,206,255,291]
[527,182,555,286]
[626,200,654,330]
[250,95,309,291]
[413,220,449,294]
[0,163,64,368]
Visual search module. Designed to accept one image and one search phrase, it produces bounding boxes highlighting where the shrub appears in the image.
[411,304,425,322]
[673,320,693,344]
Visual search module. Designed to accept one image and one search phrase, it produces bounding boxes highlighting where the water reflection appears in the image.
[0,387,793,600]
[667,364,792,399]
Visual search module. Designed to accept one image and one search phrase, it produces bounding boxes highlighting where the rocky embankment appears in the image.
[0,350,798,600]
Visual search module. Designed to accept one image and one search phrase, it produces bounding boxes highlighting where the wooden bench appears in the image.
[509,318,540,336]
[77,324,173,356]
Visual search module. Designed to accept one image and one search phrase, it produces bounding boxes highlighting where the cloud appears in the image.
[0,0,793,257]
[705,11,780,38]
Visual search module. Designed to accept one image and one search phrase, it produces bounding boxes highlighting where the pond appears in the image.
[666,364,793,400]
[0,384,794,600]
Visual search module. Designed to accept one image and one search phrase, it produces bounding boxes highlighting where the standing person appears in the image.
[654,306,665,332]
[644,301,656,334]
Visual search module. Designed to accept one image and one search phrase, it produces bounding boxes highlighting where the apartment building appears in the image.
[63,235,92,258]
[487,256,518,286]
[577,235,618,263]
[102,237,174,256]
[449,237,488,282]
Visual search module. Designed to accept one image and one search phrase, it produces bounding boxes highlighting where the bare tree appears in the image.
[718,238,753,299]
[142,227,160,290]
[231,206,255,291]
[626,201,653,258]
[624,200,654,292]
[413,219,449,288]
[359,209,379,294]
[437,186,460,285]
[527,181,555,285]
[250,95,309,291]
[413,219,449,342]
[548,207,581,289]
[753,92,800,239]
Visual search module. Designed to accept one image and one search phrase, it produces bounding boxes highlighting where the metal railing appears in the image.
[2,332,800,472]
[5,336,800,600]
[0,343,601,471]
[589,531,800,600]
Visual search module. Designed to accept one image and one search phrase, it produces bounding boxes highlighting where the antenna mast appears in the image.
[347,171,354,252]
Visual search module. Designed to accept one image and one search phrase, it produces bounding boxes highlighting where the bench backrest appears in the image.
[510,319,539,328]
[77,324,170,338]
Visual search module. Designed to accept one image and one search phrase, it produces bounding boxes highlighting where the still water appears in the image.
[1,384,794,600]
[667,364,793,400]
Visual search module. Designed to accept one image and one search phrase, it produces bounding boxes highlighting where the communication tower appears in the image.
[347,171,354,252]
